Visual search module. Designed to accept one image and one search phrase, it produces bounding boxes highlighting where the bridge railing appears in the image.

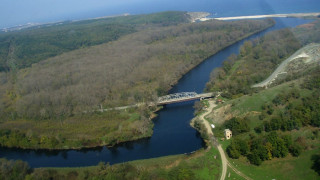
[158,92,198,103]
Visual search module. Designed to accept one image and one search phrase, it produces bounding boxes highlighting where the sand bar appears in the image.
[213,12,320,21]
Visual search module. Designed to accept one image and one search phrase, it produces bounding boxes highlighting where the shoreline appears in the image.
[204,12,320,21]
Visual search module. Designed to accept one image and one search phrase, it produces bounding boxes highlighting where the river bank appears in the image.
[0,145,222,179]
[190,99,216,146]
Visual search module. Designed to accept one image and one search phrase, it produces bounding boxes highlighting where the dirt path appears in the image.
[199,100,216,135]
[198,99,252,180]
[227,162,253,180]
[197,100,227,180]
[217,145,228,180]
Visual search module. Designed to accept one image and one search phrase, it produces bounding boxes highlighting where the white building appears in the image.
[224,129,232,140]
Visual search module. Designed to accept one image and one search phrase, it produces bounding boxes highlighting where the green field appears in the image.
[226,143,319,180]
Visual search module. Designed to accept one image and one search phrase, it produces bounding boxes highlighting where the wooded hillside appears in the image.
[0,13,274,149]
[206,19,320,178]
[0,18,274,120]
[0,11,190,71]
[206,20,320,98]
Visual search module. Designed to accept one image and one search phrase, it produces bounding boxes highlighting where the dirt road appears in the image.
[217,145,228,180]
[199,100,216,135]
[199,99,252,180]
[197,100,227,180]
[227,161,253,180]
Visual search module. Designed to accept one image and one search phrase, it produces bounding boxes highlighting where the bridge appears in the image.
[94,92,215,112]
[157,92,214,105]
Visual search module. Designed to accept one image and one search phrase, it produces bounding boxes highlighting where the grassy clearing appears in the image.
[229,83,291,114]
[210,77,320,180]
[227,78,310,115]
[226,167,246,180]
[191,147,221,180]
[226,145,319,180]
[219,122,320,180]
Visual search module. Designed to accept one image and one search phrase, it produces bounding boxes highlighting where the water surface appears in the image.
[1,0,319,29]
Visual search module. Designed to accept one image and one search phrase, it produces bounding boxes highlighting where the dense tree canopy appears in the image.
[206,20,320,98]
[222,20,320,167]
[0,11,191,72]
[227,131,302,166]
[0,18,274,120]
[0,13,274,149]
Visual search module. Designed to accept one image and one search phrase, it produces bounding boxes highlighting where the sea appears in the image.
[1,0,320,29]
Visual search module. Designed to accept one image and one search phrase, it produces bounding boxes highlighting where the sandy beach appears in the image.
[213,12,320,21]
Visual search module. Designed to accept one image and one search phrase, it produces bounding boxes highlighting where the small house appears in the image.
[224,129,232,140]
[217,99,223,104]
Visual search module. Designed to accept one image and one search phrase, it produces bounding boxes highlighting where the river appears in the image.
[0,17,313,167]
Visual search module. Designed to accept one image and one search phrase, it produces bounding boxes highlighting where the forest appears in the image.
[224,66,320,166]
[0,11,190,71]
[205,20,320,98]
[0,12,275,149]
[206,19,320,169]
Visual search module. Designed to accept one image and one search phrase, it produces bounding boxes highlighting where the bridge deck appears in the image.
[93,92,216,112]
[157,92,214,105]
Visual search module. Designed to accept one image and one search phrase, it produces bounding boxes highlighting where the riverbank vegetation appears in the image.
[206,19,320,179]
[0,147,221,180]
[0,107,154,149]
[192,119,210,142]
[0,11,275,149]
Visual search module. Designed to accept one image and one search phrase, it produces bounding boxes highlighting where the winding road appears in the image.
[252,43,320,88]
[198,100,216,136]
[217,145,228,180]
[199,99,252,180]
